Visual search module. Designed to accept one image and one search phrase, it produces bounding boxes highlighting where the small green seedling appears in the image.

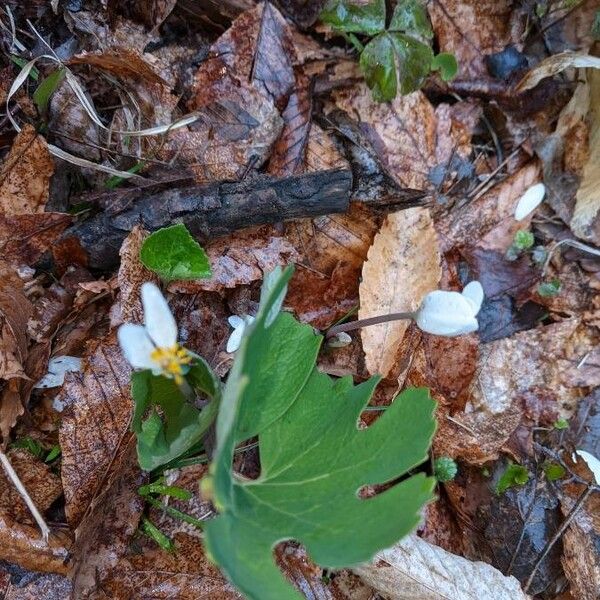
[543,462,566,481]
[553,417,569,430]
[538,279,561,297]
[495,463,529,494]
[140,516,174,552]
[320,0,457,101]
[434,456,458,482]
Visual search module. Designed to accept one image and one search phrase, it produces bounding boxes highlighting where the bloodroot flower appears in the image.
[118,282,192,383]
[415,281,484,336]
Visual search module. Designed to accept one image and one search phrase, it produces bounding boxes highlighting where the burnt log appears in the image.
[68,168,353,270]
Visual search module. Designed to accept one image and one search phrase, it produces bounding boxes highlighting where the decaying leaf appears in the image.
[434,319,599,463]
[57,335,133,527]
[353,534,528,599]
[170,226,300,293]
[0,125,54,216]
[359,208,441,378]
[0,567,72,600]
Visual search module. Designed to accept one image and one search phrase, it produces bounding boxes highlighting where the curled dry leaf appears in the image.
[169,225,299,293]
[359,207,441,378]
[353,534,528,600]
[57,335,133,528]
[434,319,600,463]
[428,0,522,80]
[0,125,54,216]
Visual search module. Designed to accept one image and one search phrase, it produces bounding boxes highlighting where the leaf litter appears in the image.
[0,1,599,599]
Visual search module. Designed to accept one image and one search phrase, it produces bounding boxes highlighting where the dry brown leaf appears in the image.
[359,208,441,378]
[0,213,71,268]
[354,534,528,600]
[170,226,299,293]
[434,319,600,463]
[116,226,159,325]
[71,439,145,599]
[332,84,475,191]
[0,568,72,600]
[57,335,133,528]
[428,0,521,80]
[0,449,62,526]
[438,162,542,252]
[0,512,70,575]
[0,125,54,216]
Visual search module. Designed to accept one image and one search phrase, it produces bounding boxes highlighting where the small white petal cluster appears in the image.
[415,281,484,336]
[514,183,546,221]
[226,315,255,353]
[118,282,190,380]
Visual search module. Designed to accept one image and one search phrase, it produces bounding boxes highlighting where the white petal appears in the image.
[34,356,82,389]
[228,315,244,328]
[141,282,177,348]
[118,324,156,369]
[327,332,352,348]
[573,450,600,484]
[514,183,545,221]
[226,327,244,353]
[415,290,479,336]
[461,281,484,315]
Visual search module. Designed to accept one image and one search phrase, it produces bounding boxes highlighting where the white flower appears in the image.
[34,356,82,389]
[415,281,484,336]
[573,449,600,484]
[226,315,255,353]
[327,332,352,348]
[117,282,191,382]
[515,183,545,221]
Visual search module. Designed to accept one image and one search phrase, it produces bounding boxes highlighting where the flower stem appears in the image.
[325,312,415,339]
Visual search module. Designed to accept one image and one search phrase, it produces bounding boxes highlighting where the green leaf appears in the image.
[431,52,458,82]
[140,517,174,551]
[10,436,44,458]
[538,279,561,297]
[513,229,535,250]
[138,482,193,500]
[45,445,61,463]
[553,417,569,430]
[434,456,458,482]
[131,358,220,471]
[320,0,386,35]
[204,266,437,600]
[495,463,529,494]
[389,0,433,39]
[140,224,211,282]
[360,32,433,101]
[543,462,566,481]
[33,68,65,116]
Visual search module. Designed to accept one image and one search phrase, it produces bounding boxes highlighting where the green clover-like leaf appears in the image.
[431,52,459,82]
[203,266,437,599]
[140,223,211,282]
[320,0,386,35]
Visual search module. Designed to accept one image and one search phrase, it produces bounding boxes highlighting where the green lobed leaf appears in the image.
[389,33,433,95]
[431,52,458,82]
[495,463,529,494]
[131,359,220,471]
[320,0,386,35]
[360,34,398,102]
[204,266,437,600]
[139,223,211,281]
[389,0,433,39]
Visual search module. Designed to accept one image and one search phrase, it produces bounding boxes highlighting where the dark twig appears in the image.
[325,312,414,339]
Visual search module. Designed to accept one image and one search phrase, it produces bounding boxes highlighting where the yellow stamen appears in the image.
[150,344,192,380]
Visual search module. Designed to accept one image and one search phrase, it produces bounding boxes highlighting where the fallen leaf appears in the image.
[353,534,528,599]
[0,449,62,526]
[0,213,71,268]
[106,0,178,29]
[0,125,54,216]
[359,207,441,378]
[0,567,72,600]
[57,335,133,528]
[170,226,300,293]
[428,0,522,80]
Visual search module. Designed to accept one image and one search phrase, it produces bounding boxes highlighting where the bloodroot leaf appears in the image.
[389,0,433,39]
[431,52,459,82]
[139,224,211,281]
[360,34,398,102]
[388,33,433,95]
[204,266,437,600]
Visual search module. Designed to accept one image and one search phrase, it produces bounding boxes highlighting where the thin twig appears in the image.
[325,312,414,339]
[0,450,50,543]
[523,484,595,592]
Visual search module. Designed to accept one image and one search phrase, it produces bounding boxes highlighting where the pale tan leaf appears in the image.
[354,535,529,600]
[359,208,441,378]
[0,125,54,216]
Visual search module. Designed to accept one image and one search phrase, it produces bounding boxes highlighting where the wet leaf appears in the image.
[139,224,211,282]
[320,0,386,35]
[389,0,432,39]
[431,52,458,81]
